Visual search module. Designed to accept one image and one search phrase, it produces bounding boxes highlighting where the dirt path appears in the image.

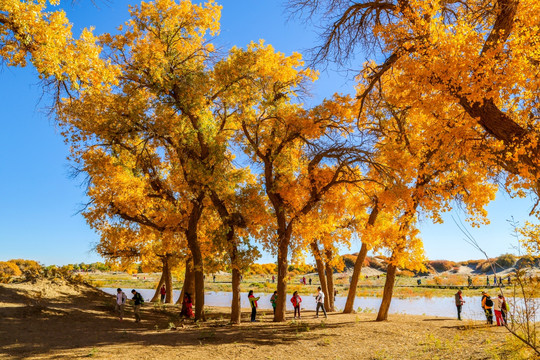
[0,279,514,359]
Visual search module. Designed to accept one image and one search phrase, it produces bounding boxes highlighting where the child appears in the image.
[270,291,278,314]
[248,290,260,322]
[291,291,302,319]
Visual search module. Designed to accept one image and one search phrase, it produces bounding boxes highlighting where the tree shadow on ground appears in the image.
[0,283,349,359]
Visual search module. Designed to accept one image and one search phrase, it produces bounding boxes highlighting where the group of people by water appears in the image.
[454,289,509,326]
[115,286,330,323]
[249,287,328,322]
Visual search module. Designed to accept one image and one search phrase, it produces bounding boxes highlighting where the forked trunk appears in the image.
[186,196,205,321]
[376,263,397,321]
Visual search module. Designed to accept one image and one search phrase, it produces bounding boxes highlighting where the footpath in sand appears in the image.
[0,279,511,359]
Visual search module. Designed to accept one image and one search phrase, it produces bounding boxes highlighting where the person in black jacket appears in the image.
[131,289,144,322]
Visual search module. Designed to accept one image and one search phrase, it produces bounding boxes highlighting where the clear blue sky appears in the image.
[0,0,536,266]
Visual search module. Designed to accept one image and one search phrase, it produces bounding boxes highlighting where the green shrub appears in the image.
[495,254,517,268]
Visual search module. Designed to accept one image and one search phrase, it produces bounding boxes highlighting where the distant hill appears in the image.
[341,253,540,276]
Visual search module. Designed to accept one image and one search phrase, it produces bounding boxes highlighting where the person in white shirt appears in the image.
[116,288,127,320]
[315,287,327,319]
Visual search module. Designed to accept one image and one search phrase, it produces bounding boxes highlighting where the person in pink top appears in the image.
[291,291,302,319]
[494,294,504,326]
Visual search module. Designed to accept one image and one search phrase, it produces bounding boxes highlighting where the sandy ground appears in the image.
[0,279,517,360]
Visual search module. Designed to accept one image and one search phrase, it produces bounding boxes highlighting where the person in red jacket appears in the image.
[160,284,166,303]
[291,291,302,319]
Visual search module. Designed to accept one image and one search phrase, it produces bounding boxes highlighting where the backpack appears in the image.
[485,297,493,307]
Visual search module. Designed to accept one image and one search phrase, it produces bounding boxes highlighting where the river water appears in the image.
[102,288,501,320]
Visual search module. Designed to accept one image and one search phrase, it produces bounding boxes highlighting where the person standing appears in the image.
[467,275,472,287]
[481,291,493,325]
[315,287,327,319]
[454,290,465,320]
[270,291,278,314]
[494,294,504,326]
[493,275,497,286]
[309,278,312,286]
[501,295,509,325]
[291,291,302,319]
[248,290,260,322]
[116,288,127,320]
[160,284,166,303]
[272,275,275,283]
[131,289,144,322]
[486,276,490,286]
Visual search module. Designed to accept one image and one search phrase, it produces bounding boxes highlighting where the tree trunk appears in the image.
[163,255,173,304]
[186,195,205,321]
[231,265,242,324]
[310,241,330,310]
[178,257,195,307]
[376,262,397,321]
[343,242,367,313]
[343,202,379,313]
[324,248,335,312]
[207,190,244,324]
[274,238,289,322]
[151,270,165,303]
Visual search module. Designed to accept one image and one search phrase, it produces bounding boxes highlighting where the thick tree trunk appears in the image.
[343,203,379,313]
[324,249,335,312]
[186,196,205,321]
[178,257,195,307]
[310,242,330,310]
[274,239,289,322]
[376,262,397,321]
[231,265,242,324]
[163,255,173,304]
[151,270,165,303]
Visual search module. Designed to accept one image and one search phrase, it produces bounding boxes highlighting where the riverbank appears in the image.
[81,271,540,299]
[1,278,536,359]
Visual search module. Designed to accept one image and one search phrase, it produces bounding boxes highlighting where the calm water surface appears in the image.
[102,287,499,320]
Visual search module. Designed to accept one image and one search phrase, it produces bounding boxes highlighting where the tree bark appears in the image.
[151,270,165,303]
[274,237,290,322]
[231,265,242,324]
[178,257,195,307]
[343,202,379,313]
[310,241,330,310]
[207,190,245,324]
[343,242,367,313]
[185,195,205,321]
[376,262,397,321]
[163,255,173,304]
[324,248,335,312]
